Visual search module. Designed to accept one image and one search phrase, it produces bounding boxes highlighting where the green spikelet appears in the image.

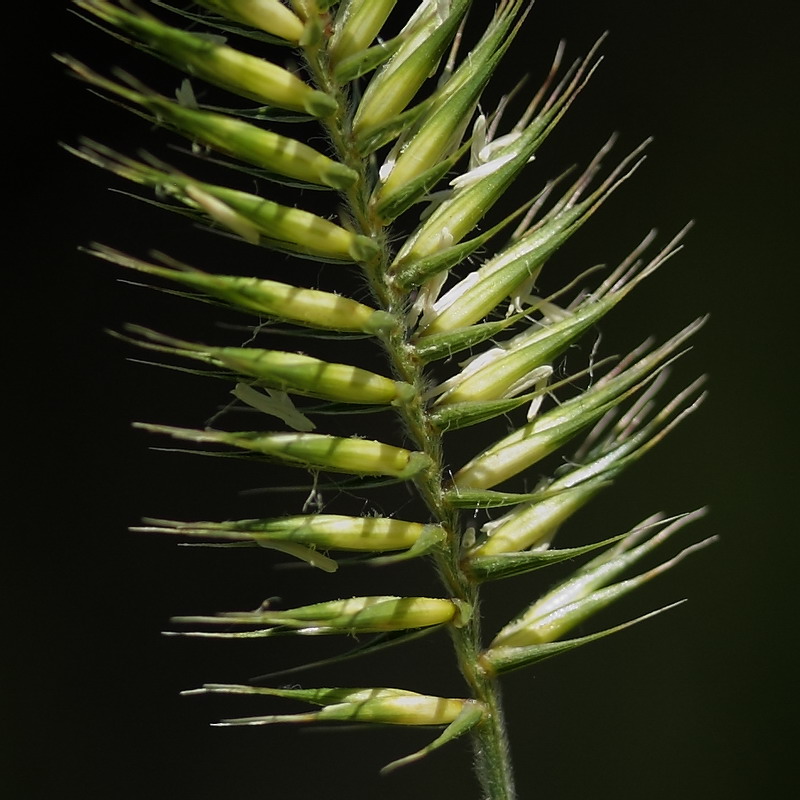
[68,1,710,796]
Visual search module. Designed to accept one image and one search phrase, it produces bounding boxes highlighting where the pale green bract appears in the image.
[67,2,710,797]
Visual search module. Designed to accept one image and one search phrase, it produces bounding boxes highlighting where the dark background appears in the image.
[12,1,797,798]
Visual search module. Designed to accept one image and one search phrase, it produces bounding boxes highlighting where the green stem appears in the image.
[304,40,517,800]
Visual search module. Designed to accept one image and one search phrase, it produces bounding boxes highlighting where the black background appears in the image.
[12,1,797,798]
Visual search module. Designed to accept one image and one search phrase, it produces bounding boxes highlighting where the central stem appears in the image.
[304,44,517,800]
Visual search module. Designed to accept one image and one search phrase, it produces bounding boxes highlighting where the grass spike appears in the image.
[68,2,710,796]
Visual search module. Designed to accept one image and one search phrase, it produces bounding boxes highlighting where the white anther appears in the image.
[232,384,315,432]
[449,151,516,190]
